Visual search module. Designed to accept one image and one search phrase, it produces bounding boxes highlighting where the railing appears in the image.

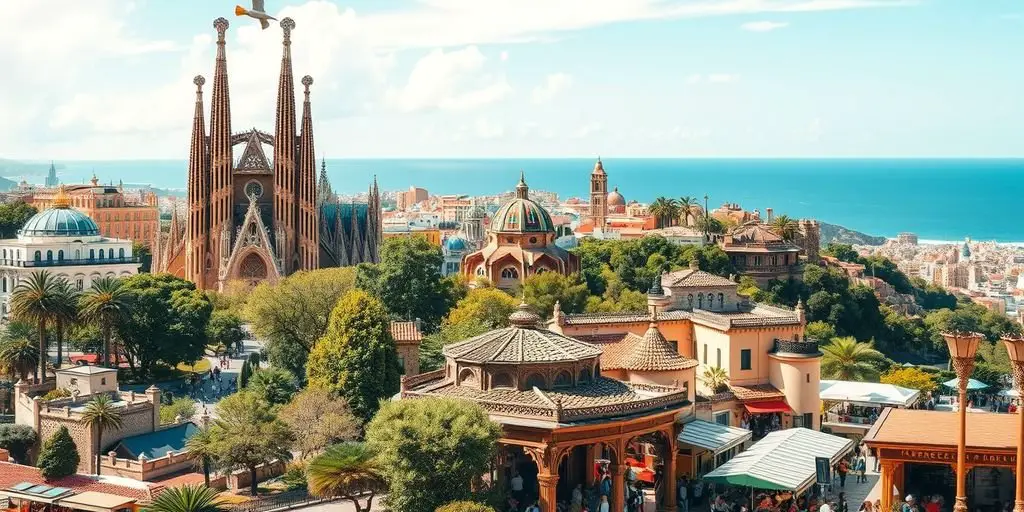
[227,490,339,512]
[771,338,823,357]
[0,257,140,268]
[823,411,875,427]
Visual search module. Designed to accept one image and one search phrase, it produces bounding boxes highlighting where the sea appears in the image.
[11,158,1024,243]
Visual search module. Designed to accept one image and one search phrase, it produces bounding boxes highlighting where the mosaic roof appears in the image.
[662,269,736,288]
[20,207,100,237]
[603,324,698,372]
[444,304,602,364]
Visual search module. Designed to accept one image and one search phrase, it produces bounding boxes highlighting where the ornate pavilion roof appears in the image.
[443,304,602,364]
[602,323,698,372]
[662,268,736,288]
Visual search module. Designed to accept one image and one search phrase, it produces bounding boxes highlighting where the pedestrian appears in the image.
[836,493,847,512]
[859,501,873,512]
[837,459,849,489]
[598,496,610,512]
[924,496,939,512]
[571,484,583,512]
[692,476,703,507]
[855,454,866,483]
[678,477,689,512]
[901,496,915,512]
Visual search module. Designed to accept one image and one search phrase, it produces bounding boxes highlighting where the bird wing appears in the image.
[252,0,265,12]
[260,17,269,29]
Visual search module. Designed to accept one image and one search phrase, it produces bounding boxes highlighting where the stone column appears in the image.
[144,385,161,430]
[880,462,894,512]
[538,472,559,512]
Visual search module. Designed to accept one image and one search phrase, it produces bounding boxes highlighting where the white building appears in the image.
[1,189,139,319]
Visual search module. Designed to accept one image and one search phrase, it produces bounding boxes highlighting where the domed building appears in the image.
[441,235,471,276]
[607,186,626,214]
[0,186,139,320]
[461,173,578,289]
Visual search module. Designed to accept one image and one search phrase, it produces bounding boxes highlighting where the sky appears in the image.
[2,0,1023,160]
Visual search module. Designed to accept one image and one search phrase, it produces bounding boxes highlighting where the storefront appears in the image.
[819,380,920,439]
[677,419,753,477]
[864,408,1017,512]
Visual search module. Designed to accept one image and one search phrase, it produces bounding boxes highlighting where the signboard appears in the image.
[815,457,831,485]
[876,448,1015,467]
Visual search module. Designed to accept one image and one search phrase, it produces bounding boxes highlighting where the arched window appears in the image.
[491,373,514,389]
[46,250,53,262]
[578,367,592,384]
[553,371,573,388]
[524,373,546,390]
[697,294,703,309]
[718,293,725,308]
[118,248,125,259]
[90,249,95,260]
[57,250,64,261]
[2,249,6,259]
[108,249,114,259]
[707,293,714,309]
[98,250,104,260]
[475,266,485,276]
[75,249,80,260]
[500,267,519,279]
[687,294,694,308]
[34,251,41,262]
[458,368,478,387]
[2,279,6,293]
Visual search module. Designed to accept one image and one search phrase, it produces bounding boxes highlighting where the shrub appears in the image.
[281,461,308,492]
[38,426,80,479]
[436,501,497,512]
[0,424,38,464]
[42,388,71,401]
[160,397,198,424]
[248,368,297,406]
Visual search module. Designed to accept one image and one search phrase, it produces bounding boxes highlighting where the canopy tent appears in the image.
[677,419,752,455]
[744,400,791,414]
[942,378,989,391]
[703,428,854,494]
[998,389,1019,398]
[819,380,921,407]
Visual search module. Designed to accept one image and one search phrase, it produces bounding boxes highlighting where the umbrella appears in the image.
[942,378,989,390]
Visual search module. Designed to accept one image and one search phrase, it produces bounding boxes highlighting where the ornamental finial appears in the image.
[281,17,295,42]
[53,184,70,209]
[193,75,205,92]
[213,17,229,40]
[302,75,313,98]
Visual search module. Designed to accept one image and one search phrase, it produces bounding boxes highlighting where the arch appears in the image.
[697,294,703,309]
[34,251,41,262]
[458,368,478,387]
[524,373,546,390]
[718,293,725,309]
[578,367,592,384]
[46,250,53,262]
[500,267,519,279]
[687,293,694,308]
[553,370,573,388]
[707,293,714,309]
[239,253,269,280]
[108,248,114,259]
[119,248,125,259]
[491,372,514,389]
[57,250,64,261]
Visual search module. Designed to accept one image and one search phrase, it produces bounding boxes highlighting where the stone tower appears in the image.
[797,219,821,264]
[589,157,608,228]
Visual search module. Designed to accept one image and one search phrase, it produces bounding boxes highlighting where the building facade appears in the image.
[156,18,380,290]
[720,223,804,285]
[0,191,139,320]
[396,186,428,211]
[589,158,608,228]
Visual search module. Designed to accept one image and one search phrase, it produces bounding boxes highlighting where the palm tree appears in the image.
[770,214,799,241]
[78,277,132,367]
[820,336,886,381]
[184,426,216,487]
[51,279,79,370]
[81,394,123,475]
[678,196,697,227]
[10,271,62,383]
[649,197,670,229]
[147,484,224,512]
[307,442,387,512]
[702,366,730,393]
[0,337,39,383]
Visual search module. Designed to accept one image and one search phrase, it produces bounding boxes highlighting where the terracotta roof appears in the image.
[559,309,691,326]
[390,321,422,343]
[444,305,601,364]
[602,324,698,372]
[663,269,736,288]
[0,461,159,502]
[864,408,1017,450]
[729,384,786,402]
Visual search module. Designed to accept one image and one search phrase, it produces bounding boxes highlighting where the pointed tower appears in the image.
[589,157,608,229]
[273,17,299,273]
[515,170,529,199]
[45,162,59,188]
[317,158,334,206]
[185,74,209,288]
[208,17,234,285]
[297,75,319,270]
[371,176,382,263]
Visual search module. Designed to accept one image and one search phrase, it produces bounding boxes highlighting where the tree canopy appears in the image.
[0,424,37,464]
[0,201,37,239]
[279,388,360,458]
[207,391,294,496]
[38,425,80,479]
[880,367,937,394]
[522,272,588,319]
[445,288,517,329]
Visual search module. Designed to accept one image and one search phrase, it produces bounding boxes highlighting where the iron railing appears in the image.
[226,490,341,512]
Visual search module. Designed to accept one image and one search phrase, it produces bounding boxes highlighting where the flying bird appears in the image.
[235,0,277,30]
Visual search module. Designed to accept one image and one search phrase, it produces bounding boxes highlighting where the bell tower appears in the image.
[589,157,608,229]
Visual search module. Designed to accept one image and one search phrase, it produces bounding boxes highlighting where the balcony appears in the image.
[0,257,140,268]
[770,338,823,358]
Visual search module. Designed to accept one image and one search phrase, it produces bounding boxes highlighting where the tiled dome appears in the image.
[607,187,625,206]
[489,172,556,234]
[20,207,100,237]
[446,236,468,251]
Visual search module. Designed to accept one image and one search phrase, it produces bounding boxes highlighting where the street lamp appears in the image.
[1001,335,1024,512]
[942,331,983,512]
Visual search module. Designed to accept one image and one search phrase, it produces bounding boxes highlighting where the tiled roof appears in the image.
[0,461,158,502]
[865,408,1017,450]
[663,269,736,288]
[559,309,691,326]
[730,384,786,402]
[602,325,698,372]
[113,422,198,460]
[390,321,423,343]
[444,305,601,364]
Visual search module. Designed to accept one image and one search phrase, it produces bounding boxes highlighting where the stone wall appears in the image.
[100,450,195,481]
[37,399,156,473]
[228,460,287,491]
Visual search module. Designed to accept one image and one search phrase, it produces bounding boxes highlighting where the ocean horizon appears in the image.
[8,157,1023,243]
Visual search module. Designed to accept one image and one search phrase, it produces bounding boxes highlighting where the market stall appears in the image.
[819,380,920,437]
[676,419,753,477]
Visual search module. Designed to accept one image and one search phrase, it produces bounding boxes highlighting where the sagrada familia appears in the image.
[154,17,382,290]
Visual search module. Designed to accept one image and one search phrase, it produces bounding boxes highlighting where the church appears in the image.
[155,17,381,290]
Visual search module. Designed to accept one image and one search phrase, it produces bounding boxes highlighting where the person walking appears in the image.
[854,455,867,484]
[677,477,689,512]
[837,459,849,489]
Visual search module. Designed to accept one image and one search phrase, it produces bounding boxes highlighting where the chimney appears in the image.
[766,208,774,223]
[414,318,422,332]
[0,448,8,462]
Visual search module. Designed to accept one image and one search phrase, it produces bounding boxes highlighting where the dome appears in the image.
[20,207,100,237]
[490,173,555,234]
[607,187,625,206]
[446,236,468,251]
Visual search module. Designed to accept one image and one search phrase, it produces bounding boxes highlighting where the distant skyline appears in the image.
[4,0,1024,160]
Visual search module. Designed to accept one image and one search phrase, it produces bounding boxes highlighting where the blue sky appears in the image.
[3,0,1023,159]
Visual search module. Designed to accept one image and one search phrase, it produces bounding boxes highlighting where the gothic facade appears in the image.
[155,17,380,289]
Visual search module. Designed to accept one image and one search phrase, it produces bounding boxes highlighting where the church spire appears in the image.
[317,157,334,205]
[273,17,299,273]
[515,170,529,199]
[297,74,318,271]
[208,17,234,285]
[185,74,209,288]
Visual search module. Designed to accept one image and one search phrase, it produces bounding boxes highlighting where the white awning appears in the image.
[820,380,920,407]
[677,419,752,455]
[703,428,854,493]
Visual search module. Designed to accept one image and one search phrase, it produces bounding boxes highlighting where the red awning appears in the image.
[744,400,792,414]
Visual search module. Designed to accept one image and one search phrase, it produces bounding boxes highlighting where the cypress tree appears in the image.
[38,426,80,479]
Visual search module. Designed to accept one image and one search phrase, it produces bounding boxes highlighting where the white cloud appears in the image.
[708,74,740,83]
[474,118,505,139]
[741,21,790,31]
[384,46,512,113]
[531,73,574,104]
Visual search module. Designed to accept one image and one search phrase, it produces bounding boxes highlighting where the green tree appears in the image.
[78,276,132,367]
[81,394,123,475]
[804,321,836,342]
[208,391,294,496]
[50,279,79,370]
[37,425,80,479]
[769,214,799,241]
[306,290,401,422]
[437,502,497,512]
[0,424,37,464]
[248,367,298,406]
[366,398,501,512]
[880,367,938,394]
[10,271,62,383]
[702,366,729,393]
[445,288,517,329]
[356,237,456,333]
[0,201,37,238]
[823,243,859,262]
[132,241,153,273]
[307,442,386,512]
[206,310,245,355]
[522,272,589,319]
[0,336,38,383]
[419,318,491,373]
[184,426,216,487]
[160,397,198,425]
[279,387,360,458]
[244,268,356,380]
[147,484,225,512]
[114,274,212,380]
[677,196,698,227]
[820,337,886,381]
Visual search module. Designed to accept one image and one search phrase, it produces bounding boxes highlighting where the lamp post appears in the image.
[1001,335,1024,512]
[942,330,982,512]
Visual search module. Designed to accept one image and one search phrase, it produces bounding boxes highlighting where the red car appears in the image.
[68,354,130,368]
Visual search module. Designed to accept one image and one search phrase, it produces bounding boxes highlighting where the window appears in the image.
[714,411,730,426]
[1,279,5,293]
[75,250,80,260]
[553,371,573,388]
[687,294,694,308]
[57,250,64,261]
[397,356,405,374]
[119,248,125,258]
[793,413,814,428]
[703,344,708,364]
[740,349,752,370]
[492,373,514,388]
[500,267,519,279]
[718,293,725,308]
[806,373,811,383]
[698,294,703,309]
[90,249,95,260]
[98,250,104,260]
[108,249,114,259]
[45,250,52,262]
[707,293,714,309]
[524,373,546,390]
[716,348,722,368]
[578,368,592,383]
[101,378,106,385]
